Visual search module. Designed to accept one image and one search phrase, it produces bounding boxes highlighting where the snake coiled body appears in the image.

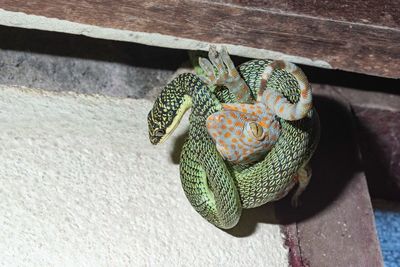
[206,60,313,164]
[148,59,320,229]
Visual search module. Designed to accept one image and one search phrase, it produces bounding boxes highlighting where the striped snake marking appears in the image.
[204,53,313,164]
[147,47,320,228]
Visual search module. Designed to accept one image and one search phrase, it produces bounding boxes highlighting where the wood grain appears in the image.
[0,0,399,78]
[213,0,400,28]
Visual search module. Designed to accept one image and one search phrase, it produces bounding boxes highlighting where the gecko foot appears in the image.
[198,45,240,86]
[290,164,312,208]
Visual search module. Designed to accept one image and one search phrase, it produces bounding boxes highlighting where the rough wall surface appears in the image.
[0,26,187,99]
[0,85,288,266]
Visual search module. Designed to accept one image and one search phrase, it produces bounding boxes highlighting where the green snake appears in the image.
[147,58,320,229]
[206,57,313,164]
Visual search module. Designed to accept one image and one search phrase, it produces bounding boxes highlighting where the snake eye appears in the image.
[154,129,165,137]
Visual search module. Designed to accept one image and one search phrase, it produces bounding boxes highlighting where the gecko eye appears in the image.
[249,122,264,141]
[154,129,165,137]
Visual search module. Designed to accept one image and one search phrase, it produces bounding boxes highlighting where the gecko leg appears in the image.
[291,163,312,208]
[199,46,253,103]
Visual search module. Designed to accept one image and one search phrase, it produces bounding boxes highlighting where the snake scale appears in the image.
[206,54,313,164]
[148,56,320,229]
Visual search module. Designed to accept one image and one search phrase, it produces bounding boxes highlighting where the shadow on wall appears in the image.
[300,65,399,95]
[0,25,188,99]
[171,129,189,165]
[0,25,187,70]
[354,107,400,201]
[168,94,363,237]
[272,95,362,224]
[2,25,398,99]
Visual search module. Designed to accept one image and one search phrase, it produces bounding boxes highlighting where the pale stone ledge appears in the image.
[0,9,331,70]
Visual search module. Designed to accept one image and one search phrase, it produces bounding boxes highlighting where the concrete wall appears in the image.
[0,26,289,266]
[0,86,288,265]
[1,24,392,266]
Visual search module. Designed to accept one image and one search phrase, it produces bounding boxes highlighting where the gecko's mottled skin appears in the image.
[205,53,313,164]
[206,102,281,164]
[147,48,320,229]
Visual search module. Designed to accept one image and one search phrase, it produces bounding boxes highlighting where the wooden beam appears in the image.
[0,0,399,78]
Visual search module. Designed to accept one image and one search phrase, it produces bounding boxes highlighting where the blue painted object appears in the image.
[374,201,400,267]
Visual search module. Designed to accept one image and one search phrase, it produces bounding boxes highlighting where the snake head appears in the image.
[147,105,171,145]
[147,91,192,145]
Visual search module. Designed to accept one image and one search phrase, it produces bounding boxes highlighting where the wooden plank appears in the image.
[215,0,399,28]
[0,0,399,78]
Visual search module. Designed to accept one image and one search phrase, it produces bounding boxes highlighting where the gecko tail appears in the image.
[258,60,313,121]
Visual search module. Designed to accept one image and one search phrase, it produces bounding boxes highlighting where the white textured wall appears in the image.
[0,86,288,266]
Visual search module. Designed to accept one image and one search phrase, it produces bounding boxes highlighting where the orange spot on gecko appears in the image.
[264,92,272,102]
[301,89,309,98]
[259,121,269,128]
[275,95,282,104]
[223,104,238,111]
[234,121,243,127]
[259,79,267,92]
[224,132,231,138]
